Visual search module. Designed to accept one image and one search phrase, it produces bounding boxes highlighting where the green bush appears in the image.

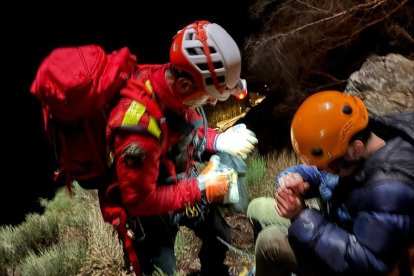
[20,240,87,276]
[0,211,61,274]
[0,184,118,276]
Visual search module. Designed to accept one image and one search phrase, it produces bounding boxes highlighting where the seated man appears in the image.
[248,91,414,275]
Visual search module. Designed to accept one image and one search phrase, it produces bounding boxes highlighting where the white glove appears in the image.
[215,124,258,160]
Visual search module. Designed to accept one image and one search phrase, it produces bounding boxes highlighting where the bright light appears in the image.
[234,90,247,100]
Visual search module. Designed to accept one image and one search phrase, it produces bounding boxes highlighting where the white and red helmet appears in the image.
[170,21,242,101]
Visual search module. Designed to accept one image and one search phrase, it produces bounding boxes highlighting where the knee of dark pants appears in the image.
[194,205,231,241]
[197,205,231,263]
[255,226,292,265]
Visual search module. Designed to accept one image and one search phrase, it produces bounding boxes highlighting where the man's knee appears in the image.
[247,197,275,222]
[247,197,289,230]
[255,226,284,259]
[255,225,296,267]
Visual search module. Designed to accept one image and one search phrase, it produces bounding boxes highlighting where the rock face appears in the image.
[345,54,414,116]
[241,53,414,155]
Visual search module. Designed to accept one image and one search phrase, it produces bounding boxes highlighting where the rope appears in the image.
[216,236,255,260]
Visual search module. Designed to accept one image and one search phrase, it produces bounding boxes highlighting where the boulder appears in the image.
[345,54,414,116]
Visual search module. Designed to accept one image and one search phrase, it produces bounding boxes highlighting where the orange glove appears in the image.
[199,155,220,175]
[197,155,231,203]
[203,173,231,203]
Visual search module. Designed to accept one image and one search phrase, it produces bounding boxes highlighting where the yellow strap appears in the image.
[148,116,161,139]
[145,80,153,94]
[121,100,161,140]
[122,101,146,126]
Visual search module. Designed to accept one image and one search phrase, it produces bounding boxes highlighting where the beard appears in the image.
[338,157,365,177]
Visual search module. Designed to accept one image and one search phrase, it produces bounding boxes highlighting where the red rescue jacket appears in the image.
[99,63,220,275]
[106,63,218,216]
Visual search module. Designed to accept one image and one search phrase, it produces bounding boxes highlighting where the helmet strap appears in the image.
[193,21,223,94]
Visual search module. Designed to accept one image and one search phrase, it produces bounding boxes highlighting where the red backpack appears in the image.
[30,45,137,189]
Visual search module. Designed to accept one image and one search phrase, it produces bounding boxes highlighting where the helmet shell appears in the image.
[291,90,369,169]
[170,21,241,101]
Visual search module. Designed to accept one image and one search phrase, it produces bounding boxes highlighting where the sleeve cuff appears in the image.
[289,208,325,246]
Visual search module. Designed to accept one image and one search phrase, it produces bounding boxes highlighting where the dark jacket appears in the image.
[289,112,414,275]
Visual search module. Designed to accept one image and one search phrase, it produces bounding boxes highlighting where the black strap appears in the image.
[194,106,208,161]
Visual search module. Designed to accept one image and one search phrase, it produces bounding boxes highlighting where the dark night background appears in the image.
[1,1,259,225]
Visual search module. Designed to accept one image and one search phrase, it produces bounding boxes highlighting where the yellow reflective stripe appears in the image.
[121,101,146,126]
[145,80,153,94]
[148,116,161,139]
[121,99,161,140]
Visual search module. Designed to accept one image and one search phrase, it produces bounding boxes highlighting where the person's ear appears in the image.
[176,77,195,94]
[349,140,365,159]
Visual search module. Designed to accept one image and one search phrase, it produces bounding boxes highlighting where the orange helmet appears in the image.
[291,91,369,170]
[170,21,242,101]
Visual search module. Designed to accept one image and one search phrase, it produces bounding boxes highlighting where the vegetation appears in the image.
[5,1,412,275]
[240,0,414,155]
[246,0,413,98]
[0,152,298,276]
[0,184,126,276]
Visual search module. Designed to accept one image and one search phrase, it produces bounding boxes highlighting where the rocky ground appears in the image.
[177,207,255,276]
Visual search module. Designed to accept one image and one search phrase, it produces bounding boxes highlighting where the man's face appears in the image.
[183,91,217,109]
[326,143,364,177]
[174,77,217,109]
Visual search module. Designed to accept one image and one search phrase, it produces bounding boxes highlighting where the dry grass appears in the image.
[0,151,300,276]
[78,191,127,276]
[249,150,299,199]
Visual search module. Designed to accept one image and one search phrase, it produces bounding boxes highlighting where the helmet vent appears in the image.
[205,75,225,85]
[185,32,196,41]
[186,47,205,56]
[342,105,353,115]
[186,47,217,56]
[196,61,223,71]
[311,148,324,157]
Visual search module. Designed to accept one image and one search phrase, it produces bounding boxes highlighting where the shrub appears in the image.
[20,240,87,276]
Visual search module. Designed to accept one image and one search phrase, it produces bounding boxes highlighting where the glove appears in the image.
[197,170,231,204]
[197,155,239,204]
[215,124,258,160]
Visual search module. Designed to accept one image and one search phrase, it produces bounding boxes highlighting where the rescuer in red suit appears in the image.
[101,20,258,276]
